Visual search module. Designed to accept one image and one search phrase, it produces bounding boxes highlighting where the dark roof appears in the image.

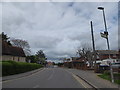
[71,57,80,60]
[96,50,119,54]
[72,60,84,63]
[2,41,25,57]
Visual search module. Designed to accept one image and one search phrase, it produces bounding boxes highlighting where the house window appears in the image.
[18,57,20,61]
[97,55,99,59]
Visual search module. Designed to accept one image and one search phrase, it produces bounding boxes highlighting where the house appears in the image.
[64,57,87,70]
[96,50,119,60]
[72,57,87,70]
[46,61,53,67]
[0,40,26,62]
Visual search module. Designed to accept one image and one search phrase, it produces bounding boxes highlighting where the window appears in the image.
[18,57,19,61]
[97,55,99,59]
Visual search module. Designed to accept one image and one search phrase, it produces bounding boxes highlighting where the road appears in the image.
[3,68,84,88]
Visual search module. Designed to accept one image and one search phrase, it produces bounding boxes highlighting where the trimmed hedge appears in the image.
[1,61,43,76]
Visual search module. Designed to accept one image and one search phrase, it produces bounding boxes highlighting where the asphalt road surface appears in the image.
[3,68,84,88]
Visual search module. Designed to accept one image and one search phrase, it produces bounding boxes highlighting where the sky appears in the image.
[1,1,118,61]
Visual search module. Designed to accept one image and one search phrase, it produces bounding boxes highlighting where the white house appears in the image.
[0,40,26,62]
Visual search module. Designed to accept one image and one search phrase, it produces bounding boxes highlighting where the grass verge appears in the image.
[98,72,120,85]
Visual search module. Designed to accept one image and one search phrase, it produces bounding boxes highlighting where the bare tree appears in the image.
[11,39,31,56]
[77,43,94,68]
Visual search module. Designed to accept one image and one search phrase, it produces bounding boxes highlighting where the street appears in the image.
[2,68,84,88]
[1,2,119,90]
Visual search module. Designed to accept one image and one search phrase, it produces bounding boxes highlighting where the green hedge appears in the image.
[1,61,43,76]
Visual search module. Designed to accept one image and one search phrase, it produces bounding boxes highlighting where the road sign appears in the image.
[100,32,108,39]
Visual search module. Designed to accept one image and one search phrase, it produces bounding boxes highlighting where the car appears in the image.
[100,59,119,66]
[111,62,120,72]
[111,62,120,68]
[54,65,58,68]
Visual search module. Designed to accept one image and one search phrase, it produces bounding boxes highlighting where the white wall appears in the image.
[2,55,13,61]
[1,55,26,62]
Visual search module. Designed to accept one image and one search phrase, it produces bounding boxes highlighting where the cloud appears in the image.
[2,2,118,59]
[29,35,62,49]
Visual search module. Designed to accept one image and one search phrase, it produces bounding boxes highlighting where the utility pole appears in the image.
[98,7,114,83]
[90,21,97,73]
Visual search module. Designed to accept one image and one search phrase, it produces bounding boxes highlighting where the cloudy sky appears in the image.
[1,2,118,60]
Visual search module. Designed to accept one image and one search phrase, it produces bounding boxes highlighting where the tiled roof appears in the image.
[2,41,25,57]
[71,57,80,60]
[96,50,119,54]
[72,60,84,62]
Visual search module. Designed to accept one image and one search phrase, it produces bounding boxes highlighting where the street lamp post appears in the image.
[98,7,114,83]
[98,7,110,52]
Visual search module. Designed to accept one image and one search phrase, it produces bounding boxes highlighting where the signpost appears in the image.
[100,31,108,39]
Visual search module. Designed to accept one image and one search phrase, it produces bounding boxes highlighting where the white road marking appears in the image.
[65,69,92,88]
[72,73,92,88]
[3,68,45,83]
[33,85,39,88]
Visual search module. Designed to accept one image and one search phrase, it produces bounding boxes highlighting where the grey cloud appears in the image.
[2,2,118,59]
[30,35,62,49]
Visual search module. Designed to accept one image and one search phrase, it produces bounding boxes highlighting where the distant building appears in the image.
[46,61,53,67]
[96,50,119,60]
[0,40,26,62]
[64,57,87,70]
[64,50,120,70]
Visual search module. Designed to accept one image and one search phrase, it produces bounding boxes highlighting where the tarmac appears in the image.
[2,68,44,81]
[2,67,120,89]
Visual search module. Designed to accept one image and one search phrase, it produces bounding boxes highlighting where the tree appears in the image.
[52,62,56,65]
[26,55,37,63]
[11,39,31,56]
[35,50,46,65]
[0,32,9,41]
[57,62,64,67]
[0,32,12,45]
[77,43,94,68]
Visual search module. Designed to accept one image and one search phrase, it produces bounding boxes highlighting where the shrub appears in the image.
[2,60,43,76]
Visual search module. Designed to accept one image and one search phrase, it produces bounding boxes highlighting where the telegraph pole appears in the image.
[90,21,97,73]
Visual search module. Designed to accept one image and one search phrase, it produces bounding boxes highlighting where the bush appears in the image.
[2,60,43,76]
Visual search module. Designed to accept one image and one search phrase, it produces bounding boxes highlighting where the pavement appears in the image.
[66,68,120,88]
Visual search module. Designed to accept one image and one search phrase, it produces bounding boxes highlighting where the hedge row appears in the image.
[1,61,43,76]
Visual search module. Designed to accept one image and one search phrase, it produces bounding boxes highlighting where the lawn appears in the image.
[98,72,120,85]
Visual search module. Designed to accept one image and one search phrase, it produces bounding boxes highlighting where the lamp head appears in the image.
[98,7,104,10]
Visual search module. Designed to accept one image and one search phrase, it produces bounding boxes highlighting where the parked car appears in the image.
[112,62,120,68]
[54,65,58,68]
[100,59,119,66]
[111,62,120,72]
